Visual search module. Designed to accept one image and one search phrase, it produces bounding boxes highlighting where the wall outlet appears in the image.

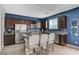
[75,41,78,44]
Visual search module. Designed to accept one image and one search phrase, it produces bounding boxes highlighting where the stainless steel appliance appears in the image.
[15,24,27,44]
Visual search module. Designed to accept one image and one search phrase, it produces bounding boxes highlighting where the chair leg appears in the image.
[49,43,54,52]
[52,43,54,52]
[46,44,49,54]
[26,48,29,55]
[33,48,36,53]
[36,48,39,55]
[35,47,39,55]
[37,46,40,55]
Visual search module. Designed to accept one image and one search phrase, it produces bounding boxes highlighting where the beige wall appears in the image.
[0,6,5,52]
[36,22,41,28]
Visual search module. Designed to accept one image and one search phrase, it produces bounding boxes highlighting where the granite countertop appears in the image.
[52,31,67,35]
[4,32,15,35]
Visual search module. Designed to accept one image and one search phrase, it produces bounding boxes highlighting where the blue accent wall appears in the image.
[5,13,42,21]
[46,7,79,46]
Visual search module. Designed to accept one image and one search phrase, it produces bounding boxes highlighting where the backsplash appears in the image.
[5,28,15,35]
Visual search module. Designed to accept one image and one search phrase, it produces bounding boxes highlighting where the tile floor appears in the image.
[1,44,26,55]
[49,44,79,55]
[0,44,79,55]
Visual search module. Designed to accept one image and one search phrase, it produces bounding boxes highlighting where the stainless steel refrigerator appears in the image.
[15,24,27,44]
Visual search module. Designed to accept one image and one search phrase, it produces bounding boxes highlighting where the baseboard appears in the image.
[0,45,4,54]
[0,47,2,54]
[67,44,79,50]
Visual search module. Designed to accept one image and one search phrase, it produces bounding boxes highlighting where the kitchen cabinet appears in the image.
[4,35,15,46]
[41,21,46,27]
[54,32,67,46]
[59,35,67,46]
[32,21,36,24]
[19,19,25,24]
[5,17,35,27]
[14,19,20,24]
[5,17,15,27]
[58,16,66,29]
[40,21,46,32]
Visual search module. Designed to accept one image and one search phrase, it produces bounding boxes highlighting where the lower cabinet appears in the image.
[59,35,66,46]
[4,35,15,46]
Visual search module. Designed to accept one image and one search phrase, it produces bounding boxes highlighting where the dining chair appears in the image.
[25,33,40,55]
[48,33,55,52]
[40,33,49,54]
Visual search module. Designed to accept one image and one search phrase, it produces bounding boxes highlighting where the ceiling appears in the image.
[1,4,79,18]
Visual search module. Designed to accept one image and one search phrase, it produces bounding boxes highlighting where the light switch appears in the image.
[75,33,78,36]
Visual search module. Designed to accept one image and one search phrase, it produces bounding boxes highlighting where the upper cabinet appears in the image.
[14,18,20,24]
[58,16,66,29]
[14,19,27,24]
[5,17,15,28]
[5,17,38,29]
[41,21,46,28]
[40,21,46,32]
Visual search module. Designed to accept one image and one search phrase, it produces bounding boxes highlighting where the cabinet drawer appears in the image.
[4,35,15,46]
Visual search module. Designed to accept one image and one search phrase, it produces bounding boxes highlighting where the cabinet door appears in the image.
[25,20,28,24]
[41,21,46,28]
[5,17,15,27]
[19,19,25,24]
[4,35,15,46]
[59,35,66,46]
[14,19,21,24]
[58,16,66,29]
[62,16,66,28]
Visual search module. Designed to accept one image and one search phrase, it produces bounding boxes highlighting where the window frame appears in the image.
[49,18,58,30]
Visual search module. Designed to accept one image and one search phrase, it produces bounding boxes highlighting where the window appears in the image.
[49,18,58,29]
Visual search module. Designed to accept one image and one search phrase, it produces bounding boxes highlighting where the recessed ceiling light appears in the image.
[45,12,49,14]
[35,4,40,6]
[49,9,52,11]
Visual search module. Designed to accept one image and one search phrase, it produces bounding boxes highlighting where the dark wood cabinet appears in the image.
[59,35,66,46]
[14,19,20,24]
[40,21,46,32]
[41,21,46,27]
[19,19,27,24]
[58,16,66,29]
[5,17,15,27]
[14,19,25,24]
[32,21,36,24]
[5,17,33,26]
[4,35,15,46]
